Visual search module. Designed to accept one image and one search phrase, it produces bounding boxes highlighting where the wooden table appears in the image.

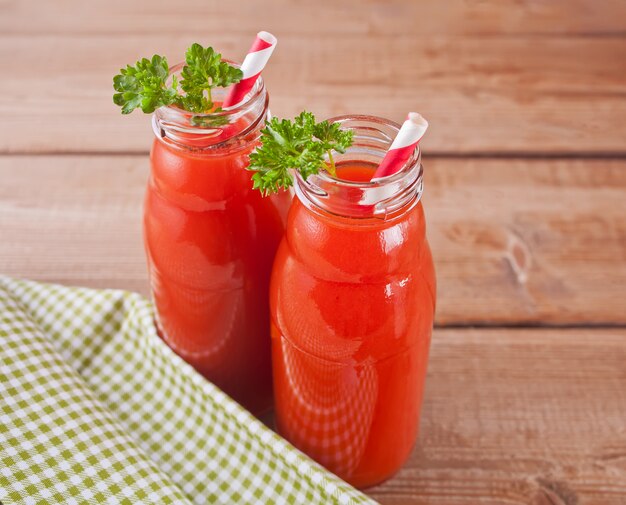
[2,1,626,503]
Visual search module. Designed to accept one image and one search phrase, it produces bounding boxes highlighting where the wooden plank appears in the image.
[1,4,625,154]
[0,155,148,294]
[1,155,625,325]
[369,327,626,504]
[429,157,626,326]
[3,0,626,36]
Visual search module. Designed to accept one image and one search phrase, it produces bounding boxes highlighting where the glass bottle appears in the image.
[270,115,436,487]
[145,63,290,414]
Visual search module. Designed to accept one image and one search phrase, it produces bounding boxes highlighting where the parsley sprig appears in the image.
[248,112,354,195]
[113,43,243,115]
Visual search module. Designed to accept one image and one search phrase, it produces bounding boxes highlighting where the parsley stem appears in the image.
[206,87,213,110]
[326,150,337,177]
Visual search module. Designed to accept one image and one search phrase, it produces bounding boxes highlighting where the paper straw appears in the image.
[222,31,277,108]
[371,113,428,180]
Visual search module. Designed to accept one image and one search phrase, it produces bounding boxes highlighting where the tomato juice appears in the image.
[144,75,290,414]
[270,116,436,487]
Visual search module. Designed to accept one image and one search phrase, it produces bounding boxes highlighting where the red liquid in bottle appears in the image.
[145,115,290,414]
[271,160,435,487]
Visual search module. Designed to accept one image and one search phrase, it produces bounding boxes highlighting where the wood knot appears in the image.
[444,221,533,285]
[531,478,578,505]
[505,230,532,284]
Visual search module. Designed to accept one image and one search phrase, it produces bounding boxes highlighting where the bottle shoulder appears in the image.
[277,199,431,281]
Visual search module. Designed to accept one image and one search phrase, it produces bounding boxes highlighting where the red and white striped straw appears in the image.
[222,31,277,108]
[371,112,428,180]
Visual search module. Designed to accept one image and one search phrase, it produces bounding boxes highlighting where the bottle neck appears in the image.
[294,115,424,224]
[152,61,268,153]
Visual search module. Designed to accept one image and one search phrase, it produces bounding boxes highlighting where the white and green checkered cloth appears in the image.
[0,277,375,504]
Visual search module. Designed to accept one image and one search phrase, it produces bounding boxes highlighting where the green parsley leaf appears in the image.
[113,44,243,115]
[248,111,354,196]
[178,44,243,113]
[113,55,178,114]
[189,115,230,128]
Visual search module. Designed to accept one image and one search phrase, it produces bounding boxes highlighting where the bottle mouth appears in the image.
[152,61,268,151]
[295,115,423,220]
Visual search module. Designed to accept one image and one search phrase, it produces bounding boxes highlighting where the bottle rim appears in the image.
[294,114,424,221]
[152,61,268,152]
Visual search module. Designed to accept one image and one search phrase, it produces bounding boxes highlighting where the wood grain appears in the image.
[2,1,626,154]
[3,0,626,36]
[428,157,626,326]
[2,155,625,326]
[369,327,626,505]
[2,1,626,503]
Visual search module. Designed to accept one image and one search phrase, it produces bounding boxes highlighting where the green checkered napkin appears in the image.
[0,277,375,504]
